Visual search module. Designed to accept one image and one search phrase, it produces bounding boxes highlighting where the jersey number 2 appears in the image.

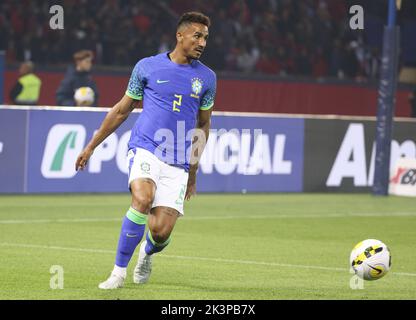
[173,94,182,112]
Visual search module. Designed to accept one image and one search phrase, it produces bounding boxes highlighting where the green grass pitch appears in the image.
[0,193,415,300]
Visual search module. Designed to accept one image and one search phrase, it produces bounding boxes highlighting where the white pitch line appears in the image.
[0,218,120,224]
[185,212,416,220]
[0,242,415,278]
[0,243,114,254]
[1,212,416,224]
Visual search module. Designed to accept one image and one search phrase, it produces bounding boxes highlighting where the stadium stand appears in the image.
[1,0,415,80]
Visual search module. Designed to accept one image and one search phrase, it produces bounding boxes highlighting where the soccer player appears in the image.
[75,11,216,289]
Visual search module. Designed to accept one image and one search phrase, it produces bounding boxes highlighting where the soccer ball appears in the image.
[74,86,95,106]
[350,239,391,280]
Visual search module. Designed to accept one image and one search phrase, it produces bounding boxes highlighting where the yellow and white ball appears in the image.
[74,87,95,106]
[350,239,391,280]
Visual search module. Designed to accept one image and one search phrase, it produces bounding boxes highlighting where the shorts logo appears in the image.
[41,124,86,178]
[141,162,150,173]
[175,184,186,205]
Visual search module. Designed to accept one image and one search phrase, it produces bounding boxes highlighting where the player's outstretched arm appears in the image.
[75,95,142,171]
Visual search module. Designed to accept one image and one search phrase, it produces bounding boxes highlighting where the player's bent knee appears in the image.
[131,193,154,213]
[148,223,172,243]
[130,180,155,213]
[150,230,171,244]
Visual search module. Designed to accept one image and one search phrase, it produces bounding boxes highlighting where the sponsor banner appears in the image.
[389,158,416,197]
[27,110,137,192]
[5,107,414,194]
[303,119,416,192]
[25,110,304,193]
[198,116,304,192]
[0,109,27,192]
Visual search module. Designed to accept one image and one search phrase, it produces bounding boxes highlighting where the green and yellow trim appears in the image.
[125,90,143,100]
[199,103,214,111]
[126,207,147,225]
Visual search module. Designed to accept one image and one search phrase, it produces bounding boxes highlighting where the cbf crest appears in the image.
[190,78,203,99]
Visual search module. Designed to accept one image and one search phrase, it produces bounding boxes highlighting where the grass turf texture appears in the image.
[0,193,415,300]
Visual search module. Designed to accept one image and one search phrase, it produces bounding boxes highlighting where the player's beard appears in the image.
[192,49,203,60]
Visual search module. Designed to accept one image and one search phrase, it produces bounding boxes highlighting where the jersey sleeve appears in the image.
[125,60,147,100]
[200,71,217,110]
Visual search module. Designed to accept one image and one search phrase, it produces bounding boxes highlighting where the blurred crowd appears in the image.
[1,0,416,81]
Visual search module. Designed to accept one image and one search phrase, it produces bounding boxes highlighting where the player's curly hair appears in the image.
[177,11,211,30]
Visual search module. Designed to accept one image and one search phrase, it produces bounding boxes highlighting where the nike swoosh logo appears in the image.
[368,265,383,274]
[126,233,138,238]
[156,80,170,84]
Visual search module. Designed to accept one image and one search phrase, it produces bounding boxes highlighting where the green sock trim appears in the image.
[126,207,147,225]
[148,231,171,247]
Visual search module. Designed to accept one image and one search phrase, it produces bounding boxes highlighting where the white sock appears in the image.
[112,265,127,278]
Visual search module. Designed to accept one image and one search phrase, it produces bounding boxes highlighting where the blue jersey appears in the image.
[125,52,216,171]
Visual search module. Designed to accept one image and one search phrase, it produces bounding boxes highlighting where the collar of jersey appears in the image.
[165,52,195,68]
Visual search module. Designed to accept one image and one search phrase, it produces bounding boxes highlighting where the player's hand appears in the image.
[185,173,197,201]
[75,147,93,171]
